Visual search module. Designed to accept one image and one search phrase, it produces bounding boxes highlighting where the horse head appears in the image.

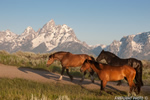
[96,50,109,63]
[80,59,91,73]
[46,54,55,67]
[96,50,119,64]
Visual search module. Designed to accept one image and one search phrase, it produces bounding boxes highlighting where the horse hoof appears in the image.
[58,75,63,81]
[98,92,102,96]
[80,80,83,82]
[70,77,73,81]
[98,93,102,96]
[92,80,94,83]
[107,91,112,95]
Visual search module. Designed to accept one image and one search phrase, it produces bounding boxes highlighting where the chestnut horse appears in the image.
[46,51,95,82]
[80,59,138,95]
[96,50,143,94]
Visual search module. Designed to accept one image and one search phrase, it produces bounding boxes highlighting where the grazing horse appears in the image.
[46,51,95,82]
[80,59,138,95]
[96,50,143,93]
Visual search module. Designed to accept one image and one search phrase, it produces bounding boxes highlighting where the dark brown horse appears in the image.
[96,50,143,93]
[80,59,138,95]
[46,51,95,82]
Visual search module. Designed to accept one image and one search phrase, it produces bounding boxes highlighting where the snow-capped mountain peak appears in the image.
[0,19,150,60]
[22,26,35,35]
[0,30,17,41]
[106,31,150,59]
[31,20,81,51]
[40,19,55,33]
[89,44,106,49]
[48,19,55,26]
[5,30,16,36]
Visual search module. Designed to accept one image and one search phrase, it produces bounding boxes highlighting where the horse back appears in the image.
[98,64,126,81]
[100,64,135,75]
[61,53,92,67]
[99,64,135,81]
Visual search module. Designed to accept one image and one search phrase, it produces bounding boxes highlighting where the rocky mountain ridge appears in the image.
[0,19,150,60]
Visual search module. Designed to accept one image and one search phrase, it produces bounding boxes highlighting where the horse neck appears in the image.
[53,52,67,61]
[105,53,120,62]
[89,63,101,74]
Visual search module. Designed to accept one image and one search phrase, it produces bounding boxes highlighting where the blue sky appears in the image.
[0,0,150,45]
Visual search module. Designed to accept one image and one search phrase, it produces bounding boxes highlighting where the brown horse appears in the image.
[46,51,95,82]
[80,59,138,95]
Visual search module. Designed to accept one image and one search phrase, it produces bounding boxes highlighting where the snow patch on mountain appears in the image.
[0,19,150,60]
[131,41,142,53]
[89,44,106,49]
[31,19,83,51]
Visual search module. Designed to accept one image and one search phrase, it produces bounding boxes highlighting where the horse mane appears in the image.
[54,51,70,54]
[85,60,101,70]
[52,51,70,55]
[90,56,96,61]
[103,50,119,59]
[49,51,69,58]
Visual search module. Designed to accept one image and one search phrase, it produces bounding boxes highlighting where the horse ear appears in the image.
[49,54,54,58]
[85,59,89,63]
[85,59,88,62]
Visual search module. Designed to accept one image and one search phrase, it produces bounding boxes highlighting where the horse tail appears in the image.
[134,60,143,94]
[136,61,143,86]
[139,61,144,86]
[129,59,143,87]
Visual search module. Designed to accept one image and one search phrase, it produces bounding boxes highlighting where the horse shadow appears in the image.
[18,67,126,94]
[18,67,60,81]
[18,66,91,83]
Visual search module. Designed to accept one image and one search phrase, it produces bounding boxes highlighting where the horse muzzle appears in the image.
[46,64,50,67]
[80,68,84,73]
[80,69,82,72]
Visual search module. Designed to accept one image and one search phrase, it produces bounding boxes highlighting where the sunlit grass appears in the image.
[0,78,127,100]
[0,78,149,100]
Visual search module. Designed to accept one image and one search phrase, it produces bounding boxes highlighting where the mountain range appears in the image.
[0,19,150,60]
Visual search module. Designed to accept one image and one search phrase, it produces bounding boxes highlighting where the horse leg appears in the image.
[90,69,95,83]
[59,67,65,80]
[80,70,94,83]
[127,78,136,96]
[66,68,73,81]
[100,80,107,95]
[129,83,136,96]
[80,71,86,82]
